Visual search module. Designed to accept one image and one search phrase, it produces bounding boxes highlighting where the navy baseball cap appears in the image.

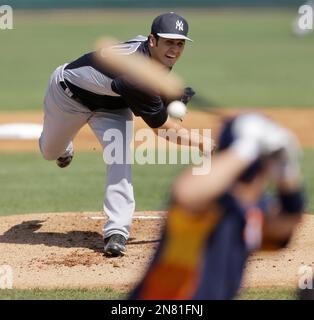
[151,12,193,41]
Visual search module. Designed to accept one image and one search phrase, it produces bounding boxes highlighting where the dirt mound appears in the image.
[0,211,165,291]
[0,211,313,291]
[244,214,314,288]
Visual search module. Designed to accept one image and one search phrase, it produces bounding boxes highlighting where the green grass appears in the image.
[0,9,313,110]
[0,288,125,300]
[0,287,299,300]
[236,287,297,300]
[0,148,313,217]
[300,148,314,213]
[0,151,186,216]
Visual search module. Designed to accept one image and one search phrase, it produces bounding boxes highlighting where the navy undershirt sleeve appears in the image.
[112,76,168,128]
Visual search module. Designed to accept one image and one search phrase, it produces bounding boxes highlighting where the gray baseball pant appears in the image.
[39,64,135,240]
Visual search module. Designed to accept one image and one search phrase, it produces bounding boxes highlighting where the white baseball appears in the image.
[167,100,187,119]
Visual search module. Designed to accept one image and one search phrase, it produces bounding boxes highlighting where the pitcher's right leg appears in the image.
[39,66,91,163]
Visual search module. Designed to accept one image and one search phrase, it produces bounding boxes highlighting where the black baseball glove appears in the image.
[162,87,196,107]
[181,87,196,105]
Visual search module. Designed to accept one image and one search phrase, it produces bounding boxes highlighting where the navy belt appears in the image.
[59,79,128,111]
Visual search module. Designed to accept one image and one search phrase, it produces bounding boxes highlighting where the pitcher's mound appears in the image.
[0,212,313,291]
[0,211,166,291]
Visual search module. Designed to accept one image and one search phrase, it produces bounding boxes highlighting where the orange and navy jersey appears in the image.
[130,193,271,300]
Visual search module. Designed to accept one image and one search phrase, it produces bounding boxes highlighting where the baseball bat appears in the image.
[95,37,185,99]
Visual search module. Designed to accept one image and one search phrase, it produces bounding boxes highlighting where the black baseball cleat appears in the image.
[56,154,73,168]
[104,234,126,257]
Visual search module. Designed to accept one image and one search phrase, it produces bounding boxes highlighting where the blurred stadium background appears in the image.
[1,0,313,110]
[3,0,310,8]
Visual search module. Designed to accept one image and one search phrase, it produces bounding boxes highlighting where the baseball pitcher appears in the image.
[39,12,211,257]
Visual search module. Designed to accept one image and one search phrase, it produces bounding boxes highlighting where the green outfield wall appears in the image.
[3,0,306,9]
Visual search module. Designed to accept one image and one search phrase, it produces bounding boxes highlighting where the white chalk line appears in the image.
[85,215,165,220]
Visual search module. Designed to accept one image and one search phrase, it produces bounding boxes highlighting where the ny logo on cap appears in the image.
[175,20,184,31]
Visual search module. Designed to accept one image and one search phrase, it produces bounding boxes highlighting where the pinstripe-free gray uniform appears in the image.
[39,36,168,240]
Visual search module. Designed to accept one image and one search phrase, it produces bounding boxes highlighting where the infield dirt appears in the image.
[0,211,313,290]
